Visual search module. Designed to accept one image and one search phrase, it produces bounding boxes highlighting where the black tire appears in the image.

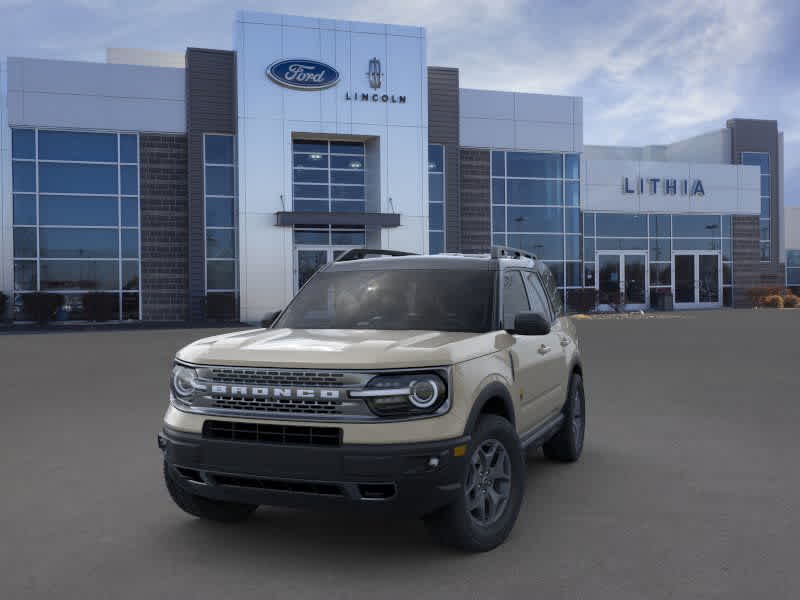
[163,462,257,522]
[543,373,585,462]
[423,415,524,552]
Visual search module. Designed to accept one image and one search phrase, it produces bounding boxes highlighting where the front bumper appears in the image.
[159,426,470,516]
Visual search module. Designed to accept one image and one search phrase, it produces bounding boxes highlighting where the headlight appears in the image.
[171,364,199,404]
[351,373,448,417]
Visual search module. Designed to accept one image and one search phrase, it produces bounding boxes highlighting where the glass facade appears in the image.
[204,134,238,304]
[742,152,771,261]
[787,250,800,288]
[11,128,141,320]
[491,150,580,304]
[428,144,445,254]
[292,140,365,213]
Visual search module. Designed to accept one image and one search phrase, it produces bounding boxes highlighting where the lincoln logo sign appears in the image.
[266,59,340,90]
[623,177,705,196]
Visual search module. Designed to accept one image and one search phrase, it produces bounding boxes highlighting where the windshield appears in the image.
[275,268,496,332]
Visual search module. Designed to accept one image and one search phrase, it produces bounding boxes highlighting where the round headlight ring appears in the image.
[172,365,197,398]
[409,378,440,409]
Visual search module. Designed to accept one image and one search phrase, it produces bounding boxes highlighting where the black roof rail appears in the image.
[490,245,537,261]
[334,248,417,262]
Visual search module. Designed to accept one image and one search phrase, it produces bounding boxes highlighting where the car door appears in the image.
[501,270,563,433]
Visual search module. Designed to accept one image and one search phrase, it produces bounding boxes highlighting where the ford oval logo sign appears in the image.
[267,59,340,90]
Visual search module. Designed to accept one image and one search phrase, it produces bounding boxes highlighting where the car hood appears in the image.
[176,328,504,369]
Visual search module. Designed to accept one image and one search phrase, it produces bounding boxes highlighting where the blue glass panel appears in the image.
[492,179,505,205]
[206,229,236,259]
[428,173,444,203]
[331,170,364,185]
[13,194,36,225]
[294,183,328,199]
[787,250,800,268]
[760,242,770,261]
[760,175,770,196]
[759,220,770,240]
[491,151,505,177]
[294,153,329,168]
[721,215,732,237]
[565,181,579,206]
[583,238,594,261]
[121,198,138,227]
[294,200,328,212]
[565,262,582,287]
[673,238,721,251]
[331,230,366,245]
[507,180,562,205]
[596,238,647,250]
[565,154,580,179]
[650,264,671,286]
[492,207,505,233]
[583,213,594,237]
[206,166,235,195]
[293,140,328,154]
[206,197,234,227]
[507,152,562,178]
[12,161,36,192]
[12,129,35,159]
[507,206,563,233]
[649,214,671,237]
[294,168,328,183]
[205,135,234,164]
[723,263,732,285]
[40,195,118,226]
[584,262,595,287]
[429,232,444,255]
[741,152,769,174]
[38,131,117,162]
[122,293,139,320]
[722,238,732,261]
[507,234,564,260]
[565,235,581,260]
[673,214,721,237]
[428,144,444,172]
[14,260,37,291]
[120,134,138,163]
[331,201,365,213]
[294,230,329,244]
[565,208,580,233]
[493,233,506,247]
[121,165,138,195]
[39,163,118,194]
[122,229,139,258]
[595,213,647,237]
[40,228,118,258]
[649,238,671,261]
[207,260,236,290]
[331,155,363,169]
[788,268,800,285]
[429,202,443,230]
[122,261,139,290]
[330,141,364,155]
[331,185,364,200]
[40,260,119,290]
[13,227,37,258]
[545,261,564,287]
[761,197,770,218]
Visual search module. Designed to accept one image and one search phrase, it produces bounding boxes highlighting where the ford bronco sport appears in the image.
[159,247,586,552]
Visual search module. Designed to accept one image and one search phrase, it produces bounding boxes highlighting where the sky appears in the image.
[1,0,798,204]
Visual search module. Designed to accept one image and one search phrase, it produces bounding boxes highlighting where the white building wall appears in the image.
[1,59,11,299]
[235,12,429,323]
[585,129,731,165]
[106,48,186,69]
[7,57,185,132]
[459,88,582,152]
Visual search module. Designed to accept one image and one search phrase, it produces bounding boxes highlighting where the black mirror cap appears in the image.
[260,310,281,328]
[510,312,551,336]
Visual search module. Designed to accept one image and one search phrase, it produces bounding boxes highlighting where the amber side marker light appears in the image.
[453,445,467,457]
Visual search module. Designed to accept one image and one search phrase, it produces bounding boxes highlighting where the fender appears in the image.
[463,381,516,435]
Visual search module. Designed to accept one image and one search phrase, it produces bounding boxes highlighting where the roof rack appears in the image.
[334,248,417,262]
[490,245,537,261]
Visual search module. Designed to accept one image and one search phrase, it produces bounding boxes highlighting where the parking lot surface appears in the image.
[2,309,799,599]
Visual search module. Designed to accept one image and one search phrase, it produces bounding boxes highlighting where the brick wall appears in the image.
[460,149,491,253]
[139,134,189,321]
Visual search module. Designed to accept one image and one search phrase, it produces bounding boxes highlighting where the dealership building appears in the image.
[0,11,794,323]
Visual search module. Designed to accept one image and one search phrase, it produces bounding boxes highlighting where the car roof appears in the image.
[326,253,537,272]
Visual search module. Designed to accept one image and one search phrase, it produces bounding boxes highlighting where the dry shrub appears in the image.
[762,295,784,308]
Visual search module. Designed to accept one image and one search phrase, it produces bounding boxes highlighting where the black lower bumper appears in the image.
[159,426,470,517]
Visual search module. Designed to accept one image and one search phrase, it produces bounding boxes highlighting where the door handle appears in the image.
[538,344,552,355]
[559,336,570,347]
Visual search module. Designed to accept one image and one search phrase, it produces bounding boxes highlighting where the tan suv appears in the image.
[159,247,585,552]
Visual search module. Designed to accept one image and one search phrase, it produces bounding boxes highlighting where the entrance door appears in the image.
[672,252,721,309]
[294,246,360,292]
[596,252,648,311]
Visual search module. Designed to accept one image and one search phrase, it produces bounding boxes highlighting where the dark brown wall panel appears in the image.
[459,148,491,253]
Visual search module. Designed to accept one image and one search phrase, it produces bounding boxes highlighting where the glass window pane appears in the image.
[39,195,118,226]
[122,293,140,320]
[502,271,531,327]
[760,175,770,196]
[596,238,647,251]
[596,213,647,237]
[331,230,366,245]
[331,185,364,200]
[650,263,671,286]
[428,173,444,203]
[13,194,36,225]
[583,238,594,262]
[293,140,328,154]
[507,152,562,178]
[565,154,580,179]
[330,141,364,155]
[121,198,139,227]
[649,238,671,261]
[787,268,800,285]
[429,202,444,231]
[207,229,236,259]
[295,200,328,212]
[723,263,732,285]
[492,179,505,205]
[761,197,770,218]
[491,151,505,177]
[741,152,769,174]
[507,179,562,205]
[330,155,362,169]
[294,229,329,244]
[787,251,800,268]
[584,262,595,287]
[760,242,770,261]
[493,233,506,247]
[205,135,234,164]
[294,153,329,168]
[332,170,364,185]
[12,129,35,159]
[673,238,721,251]
[122,229,139,258]
[428,145,444,172]
[492,206,505,233]
[583,213,595,236]
[12,161,36,192]
[40,260,119,290]
[331,200,365,213]
[120,134,138,163]
[429,232,444,255]
[122,261,139,290]
[721,215,732,237]
[565,235,581,260]
[544,261,564,287]
[507,234,564,260]
[13,227,37,258]
[207,260,236,290]
[14,261,37,291]
[565,181,579,206]
[759,219,770,241]
[507,206,563,233]
[293,168,328,184]
[206,197,234,227]
[38,130,117,162]
[649,214,671,237]
[205,166,235,195]
[39,163,118,194]
[294,183,329,199]
[121,165,138,195]
[565,262,582,287]
[565,208,580,233]
[40,228,118,258]
[673,214,721,237]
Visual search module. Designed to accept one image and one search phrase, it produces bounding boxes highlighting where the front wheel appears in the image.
[543,373,586,462]
[423,415,524,552]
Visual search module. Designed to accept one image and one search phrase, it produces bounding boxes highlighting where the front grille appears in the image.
[207,367,347,387]
[203,420,343,447]
[212,474,344,497]
[210,395,344,415]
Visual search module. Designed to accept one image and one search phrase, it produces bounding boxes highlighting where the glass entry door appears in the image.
[294,247,359,292]
[672,252,721,309]
[596,252,648,310]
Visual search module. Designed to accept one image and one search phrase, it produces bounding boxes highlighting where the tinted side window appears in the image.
[523,271,552,322]
[502,271,530,328]
[537,264,564,316]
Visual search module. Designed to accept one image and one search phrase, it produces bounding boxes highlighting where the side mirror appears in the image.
[260,310,281,328]
[510,312,550,336]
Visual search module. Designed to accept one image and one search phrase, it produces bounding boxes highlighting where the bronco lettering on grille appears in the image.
[210,384,341,400]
